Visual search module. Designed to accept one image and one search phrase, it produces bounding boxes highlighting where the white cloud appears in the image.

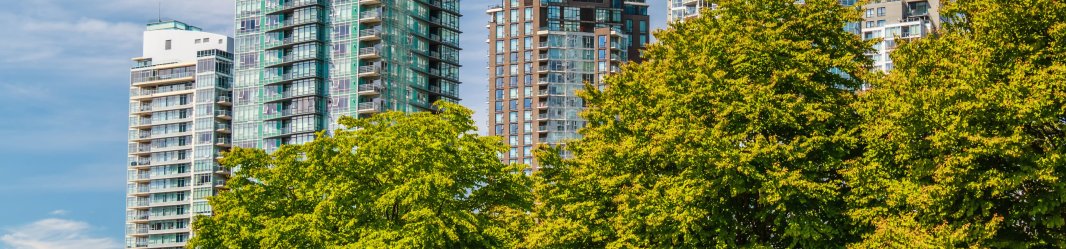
[0,219,119,249]
[49,210,69,216]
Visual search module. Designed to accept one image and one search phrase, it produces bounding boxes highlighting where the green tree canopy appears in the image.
[525,0,872,247]
[845,0,1066,247]
[188,102,532,248]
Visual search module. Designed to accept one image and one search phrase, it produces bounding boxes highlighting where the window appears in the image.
[866,9,874,18]
[165,40,172,50]
[877,7,886,17]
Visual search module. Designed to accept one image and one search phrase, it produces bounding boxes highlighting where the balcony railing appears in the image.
[215,123,232,131]
[263,88,320,102]
[357,101,383,112]
[215,109,232,117]
[264,72,319,85]
[359,10,382,22]
[264,36,319,48]
[131,85,194,97]
[358,65,381,76]
[216,95,232,103]
[264,53,319,67]
[132,72,194,84]
[359,47,381,57]
[359,29,381,40]
[264,0,324,14]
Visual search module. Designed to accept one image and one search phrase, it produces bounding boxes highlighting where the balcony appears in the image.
[537,102,549,109]
[128,226,149,235]
[215,137,231,147]
[537,113,550,121]
[357,101,383,114]
[357,65,382,78]
[264,0,324,15]
[357,83,382,96]
[132,72,195,87]
[358,47,381,60]
[415,0,460,15]
[130,145,152,155]
[215,109,232,120]
[262,108,318,121]
[215,166,232,174]
[215,123,232,133]
[128,200,150,209]
[216,96,232,105]
[129,187,151,197]
[359,29,381,41]
[264,53,320,68]
[538,89,564,97]
[263,88,320,102]
[130,160,152,168]
[264,36,321,50]
[263,72,319,85]
[129,172,151,182]
[130,85,194,100]
[359,10,382,24]
[359,0,381,5]
[263,18,320,33]
[147,227,191,235]
[128,213,149,222]
[147,213,188,222]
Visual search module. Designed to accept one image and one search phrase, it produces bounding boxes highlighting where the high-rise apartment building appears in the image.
[860,0,940,71]
[486,0,651,169]
[668,0,715,22]
[232,0,462,151]
[126,20,234,249]
[664,0,940,73]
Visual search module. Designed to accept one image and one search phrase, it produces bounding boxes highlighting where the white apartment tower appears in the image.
[126,20,234,249]
[667,0,715,22]
[860,0,941,71]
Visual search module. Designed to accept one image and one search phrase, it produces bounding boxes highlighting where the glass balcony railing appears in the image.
[131,72,194,84]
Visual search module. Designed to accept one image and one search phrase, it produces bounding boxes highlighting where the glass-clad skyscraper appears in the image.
[232,0,462,151]
[126,20,234,249]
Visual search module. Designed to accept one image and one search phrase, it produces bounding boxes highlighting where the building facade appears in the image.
[486,0,650,170]
[860,0,941,71]
[668,0,714,22]
[232,0,462,151]
[126,20,234,248]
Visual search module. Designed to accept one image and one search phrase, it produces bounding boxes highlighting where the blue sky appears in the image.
[0,1,666,247]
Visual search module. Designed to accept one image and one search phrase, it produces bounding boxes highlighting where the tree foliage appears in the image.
[188,102,532,248]
[525,0,872,247]
[845,0,1066,247]
[187,0,1066,247]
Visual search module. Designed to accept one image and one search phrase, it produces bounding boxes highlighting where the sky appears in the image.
[0,1,666,247]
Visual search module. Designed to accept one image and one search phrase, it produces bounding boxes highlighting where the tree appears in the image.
[525,0,872,247]
[845,0,1066,247]
[187,102,532,248]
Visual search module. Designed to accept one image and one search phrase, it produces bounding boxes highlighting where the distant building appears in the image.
[231,0,463,151]
[486,0,651,170]
[126,20,233,249]
[860,0,941,71]
[668,0,715,22]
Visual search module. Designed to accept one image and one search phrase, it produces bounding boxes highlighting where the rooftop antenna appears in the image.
[157,0,162,22]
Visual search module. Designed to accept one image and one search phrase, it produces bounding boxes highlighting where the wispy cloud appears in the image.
[0,218,119,249]
[49,210,69,216]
